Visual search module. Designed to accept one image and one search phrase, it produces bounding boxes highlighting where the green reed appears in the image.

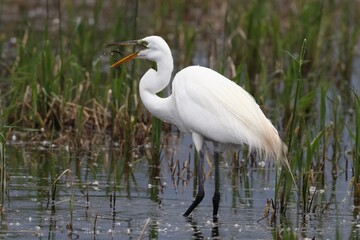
[330,94,342,175]
[0,92,12,209]
[148,115,162,202]
[354,92,360,180]
[4,0,141,149]
[151,117,162,159]
[0,2,359,234]
[272,38,307,219]
[0,127,5,209]
[221,0,358,223]
[352,92,360,209]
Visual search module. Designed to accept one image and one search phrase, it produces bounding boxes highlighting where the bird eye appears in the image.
[138,40,149,48]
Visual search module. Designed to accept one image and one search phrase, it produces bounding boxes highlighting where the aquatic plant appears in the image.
[352,92,360,211]
[0,0,359,237]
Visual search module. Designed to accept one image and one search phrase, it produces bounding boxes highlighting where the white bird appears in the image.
[108,36,289,218]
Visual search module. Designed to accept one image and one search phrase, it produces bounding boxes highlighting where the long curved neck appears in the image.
[139,56,177,124]
[146,57,173,93]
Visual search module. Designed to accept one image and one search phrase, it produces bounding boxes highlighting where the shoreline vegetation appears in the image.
[0,0,359,237]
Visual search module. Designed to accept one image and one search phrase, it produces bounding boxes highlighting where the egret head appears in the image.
[107,36,171,68]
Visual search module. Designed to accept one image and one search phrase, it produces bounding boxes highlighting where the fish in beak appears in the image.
[107,39,148,68]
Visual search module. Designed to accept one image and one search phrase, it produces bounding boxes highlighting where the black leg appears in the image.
[183,150,205,217]
[212,150,220,217]
[211,214,219,237]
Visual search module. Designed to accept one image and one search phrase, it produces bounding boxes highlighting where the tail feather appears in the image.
[261,121,297,187]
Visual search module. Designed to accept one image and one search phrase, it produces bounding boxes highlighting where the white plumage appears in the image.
[172,65,284,159]
[108,35,289,217]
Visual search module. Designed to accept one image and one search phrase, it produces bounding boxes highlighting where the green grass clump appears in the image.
[0,3,359,237]
[1,1,148,157]
[221,1,359,229]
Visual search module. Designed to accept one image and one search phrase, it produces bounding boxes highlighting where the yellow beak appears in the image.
[110,51,139,68]
[107,40,140,68]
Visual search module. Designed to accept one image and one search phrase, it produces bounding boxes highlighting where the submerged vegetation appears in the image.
[0,0,359,238]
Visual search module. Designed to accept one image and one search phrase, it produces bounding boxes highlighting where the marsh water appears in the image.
[0,131,358,239]
[1,0,360,239]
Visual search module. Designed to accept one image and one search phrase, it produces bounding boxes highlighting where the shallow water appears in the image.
[1,132,358,239]
[1,1,360,239]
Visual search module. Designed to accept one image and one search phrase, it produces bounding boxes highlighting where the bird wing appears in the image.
[173,66,281,156]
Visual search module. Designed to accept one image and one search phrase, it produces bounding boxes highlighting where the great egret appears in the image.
[108,36,289,218]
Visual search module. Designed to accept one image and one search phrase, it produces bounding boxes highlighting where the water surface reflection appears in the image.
[0,131,358,239]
